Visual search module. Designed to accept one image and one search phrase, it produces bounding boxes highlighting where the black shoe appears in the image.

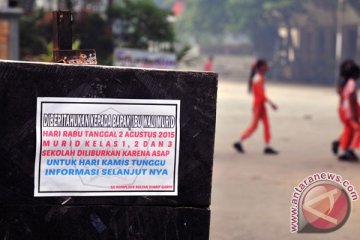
[264,147,279,155]
[348,150,359,161]
[338,151,358,162]
[332,140,339,155]
[233,142,244,153]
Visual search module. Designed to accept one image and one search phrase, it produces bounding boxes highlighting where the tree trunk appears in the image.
[283,11,294,64]
[286,23,293,62]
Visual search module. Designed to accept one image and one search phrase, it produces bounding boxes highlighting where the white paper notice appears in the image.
[34,98,180,196]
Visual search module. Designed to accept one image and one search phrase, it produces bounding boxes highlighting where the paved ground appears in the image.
[209,76,360,239]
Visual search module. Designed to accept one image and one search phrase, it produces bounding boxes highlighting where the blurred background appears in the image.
[1,0,360,84]
[2,1,360,239]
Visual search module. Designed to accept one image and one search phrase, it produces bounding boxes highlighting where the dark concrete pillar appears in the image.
[0,60,218,239]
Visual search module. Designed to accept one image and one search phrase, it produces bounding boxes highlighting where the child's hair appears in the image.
[338,59,360,92]
[248,59,267,93]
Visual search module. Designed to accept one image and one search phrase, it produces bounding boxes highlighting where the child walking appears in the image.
[335,61,360,161]
[234,59,279,154]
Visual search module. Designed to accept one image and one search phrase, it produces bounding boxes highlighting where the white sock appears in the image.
[338,149,346,155]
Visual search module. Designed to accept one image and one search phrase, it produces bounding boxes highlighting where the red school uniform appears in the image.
[339,79,359,149]
[241,73,271,144]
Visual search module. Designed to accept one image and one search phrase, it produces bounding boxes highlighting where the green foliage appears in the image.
[38,40,81,62]
[73,13,114,64]
[182,0,303,35]
[175,44,200,66]
[19,10,113,64]
[177,0,303,56]
[72,39,81,50]
[108,0,175,50]
[178,0,228,36]
[19,0,175,65]
[38,42,53,62]
[19,9,48,59]
[262,0,298,10]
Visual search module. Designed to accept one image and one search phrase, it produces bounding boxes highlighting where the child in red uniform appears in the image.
[334,61,360,161]
[234,59,279,154]
[332,60,355,156]
[203,55,214,72]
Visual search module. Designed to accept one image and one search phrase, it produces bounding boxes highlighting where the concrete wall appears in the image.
[0,61,218,239]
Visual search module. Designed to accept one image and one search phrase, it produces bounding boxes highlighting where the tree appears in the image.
[19,0,176,64]
[108,0,175,50]
[73,13,114,64]
[19,9,49,59]
[178,0,304,57]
